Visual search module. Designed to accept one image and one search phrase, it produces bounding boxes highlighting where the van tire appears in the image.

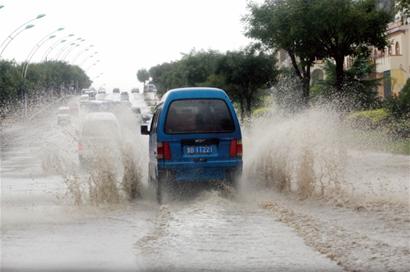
[156,170,174,204]
[156,178,163,204]
[226,168,241,190]
[156,172,168,204]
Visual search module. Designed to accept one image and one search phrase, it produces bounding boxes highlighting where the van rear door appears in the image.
[163,99,237,163]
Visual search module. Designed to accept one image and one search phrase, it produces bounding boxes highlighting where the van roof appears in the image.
[161,87,229,103]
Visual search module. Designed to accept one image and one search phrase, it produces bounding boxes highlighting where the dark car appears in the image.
[141,87,242,203]
[120,91,129,101]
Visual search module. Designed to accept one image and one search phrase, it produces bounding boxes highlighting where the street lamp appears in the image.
[0,13,46,59]
[86,59,100,71]
[0,5,5,10]
[23,27,64,69]
[62,38,85,61]
[71,44,94,64]
[54,37,78,60]
[42,33,74,61]
[21,27,63,118]
[80,51,98,66]
[0,24,35,58]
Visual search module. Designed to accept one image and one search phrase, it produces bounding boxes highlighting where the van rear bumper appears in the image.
[158,160,242,183]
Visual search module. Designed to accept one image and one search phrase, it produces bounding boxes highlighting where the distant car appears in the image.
[57,106,71,125]
[140,87,242,203]
[131,88,139,93]
[88,92,96,100]
[82,88,92,94]
[79,94,90,110]
[78,112,122,167]
[144,83,157,93]
[120,92,129,101]
[80,94,89,102]
[96,92,106,101]
[113,88,120,94]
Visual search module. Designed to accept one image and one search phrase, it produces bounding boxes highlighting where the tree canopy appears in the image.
[148,48,278,117]
[245,0,391,102]
[149,49,223,96]
[245,0,322,105]
[214,48,278,116]
[136,69,150,85]
[0,60,91,114]
[396,0,410,15]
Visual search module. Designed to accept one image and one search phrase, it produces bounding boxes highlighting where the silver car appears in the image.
[78,112,122,168]
[57,106,71,125]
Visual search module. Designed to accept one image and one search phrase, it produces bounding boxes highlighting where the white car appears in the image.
[57,106,71,125]
[80,94,89,102]
[78,112,123,167]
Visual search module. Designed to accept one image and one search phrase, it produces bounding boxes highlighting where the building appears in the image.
[373,15,410,97]
[276,14,410,98]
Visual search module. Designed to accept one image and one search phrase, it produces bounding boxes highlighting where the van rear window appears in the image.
[165,99,235,134]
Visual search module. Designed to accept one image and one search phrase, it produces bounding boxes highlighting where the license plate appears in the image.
[186,145,213,155]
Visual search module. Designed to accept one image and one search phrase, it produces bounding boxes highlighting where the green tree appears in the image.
[214,48,278,117]
[385,78,410,118]
[0,60,91,116]
[0,61,23,110]
[396,0,410,15]
[245,0,324,105]
[245,0,391,100]
[314,50,381,109]
[137,69,150,87]
[149,61,184,96]
[149,50,223,96]
[148,48,278,116]
[310,0,390,91]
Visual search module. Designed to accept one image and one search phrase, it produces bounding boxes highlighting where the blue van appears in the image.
[141,87,242,203]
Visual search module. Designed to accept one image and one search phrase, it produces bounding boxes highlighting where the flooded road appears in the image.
[1,98,409,271]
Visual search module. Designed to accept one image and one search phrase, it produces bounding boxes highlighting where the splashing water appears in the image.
[41,104,146,206]
[243,102,409,206]
[244,105,347,199]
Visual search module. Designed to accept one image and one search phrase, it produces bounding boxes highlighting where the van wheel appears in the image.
[156,178,163,204]
[226,169,241,190]
[156,171,173,204]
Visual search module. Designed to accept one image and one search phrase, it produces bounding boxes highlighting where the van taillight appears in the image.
[157,142,171,160]
[230,139,242,157]
[78,143,84,152]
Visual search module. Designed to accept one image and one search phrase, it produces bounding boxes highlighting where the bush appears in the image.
[384,78,410,119]
[347,108,389,129]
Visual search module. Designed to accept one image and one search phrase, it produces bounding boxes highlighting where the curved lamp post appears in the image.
[42,33,74,61]
[22,27,64,76]
[80,51,98,66]
[0,14,46,59]
[86,60,100,71]
[62,38,85,62]
[0,24,34,58]
[94,72,103,80]
[71,44,94,64]
[0,5,4,10]
[54,36,83,61]
[54,36,79,60]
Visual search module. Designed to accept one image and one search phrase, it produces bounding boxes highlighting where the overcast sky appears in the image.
[0,0,261,91]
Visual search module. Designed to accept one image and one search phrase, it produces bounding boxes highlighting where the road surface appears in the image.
[1,96,409,271]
